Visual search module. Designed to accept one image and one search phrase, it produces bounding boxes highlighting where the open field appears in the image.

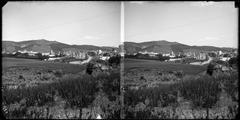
[2,57,87,89]
[124,58,207,75]
[124,58,208,88]
[2,57,85,74]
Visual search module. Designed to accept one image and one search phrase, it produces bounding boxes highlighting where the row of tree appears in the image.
[2,52,49,60]
[125,53,171,61]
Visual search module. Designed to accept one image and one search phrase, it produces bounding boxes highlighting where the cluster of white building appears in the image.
[138,50,176,58]
[217,50,237,61]
[128,49,238,63]
[98,49,119,61]
[16,49,56,57]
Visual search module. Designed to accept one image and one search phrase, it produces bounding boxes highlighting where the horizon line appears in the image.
[124,40,238,49]
[2,39,237,49]
[2,39,120,48]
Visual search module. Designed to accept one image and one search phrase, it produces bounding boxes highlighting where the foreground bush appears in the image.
[214,71,238,102]
[124,71,238,119]
[178,75,221,108]
[2,72,120,119]
[124,83,178,108]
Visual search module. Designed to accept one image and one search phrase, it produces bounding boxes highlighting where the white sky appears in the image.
[2,1,238,48]
[125,1,238,48]
[2,1,120,47]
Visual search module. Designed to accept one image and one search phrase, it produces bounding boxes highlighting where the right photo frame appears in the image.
[122,1,238,119]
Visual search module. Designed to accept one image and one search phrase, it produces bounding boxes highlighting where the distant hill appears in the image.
[2,39,118,54]
[124,40,236,54]
[2,39,235,55]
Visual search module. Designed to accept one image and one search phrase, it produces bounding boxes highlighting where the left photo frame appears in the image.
[2,1,121,119]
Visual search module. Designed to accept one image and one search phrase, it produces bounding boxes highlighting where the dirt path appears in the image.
[69,55,93,65]
[201,56,213,65]
[190,57,213,66]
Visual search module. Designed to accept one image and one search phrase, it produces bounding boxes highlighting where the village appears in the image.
[2,48,119,65]
[125,48,238,65]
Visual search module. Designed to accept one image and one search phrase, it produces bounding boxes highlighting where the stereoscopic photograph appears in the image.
[2,1,238,119]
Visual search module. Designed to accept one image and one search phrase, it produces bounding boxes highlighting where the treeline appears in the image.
[125,53,174,61]
[2,52,49,60]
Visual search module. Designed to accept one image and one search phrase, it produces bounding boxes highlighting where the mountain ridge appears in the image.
[2,39,118,54]
[124,40,236,54]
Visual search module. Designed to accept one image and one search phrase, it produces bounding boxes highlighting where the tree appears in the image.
[143,54,150,58]
[208,52,216,57]
[22,53,29,57]
[103,53,110,56]
[14,52,22,57]
[86,62,95,75]
[135,53,143,58]
[41,55,49,60]
[223,54,231,57]
[156,53,163,57]
[108,55,121,66]
[228,57,238,68]
[88,51,96,57]
[175,54,186,58]
[35,53,49,60]
[207,62,216,76]
[35,53,42,58]
[157,53,170,61]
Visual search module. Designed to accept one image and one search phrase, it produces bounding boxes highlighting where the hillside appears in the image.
[124,40,236,54]
[2,39,118,54]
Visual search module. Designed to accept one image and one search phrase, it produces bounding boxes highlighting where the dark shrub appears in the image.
[174,71,184,78]
[86,62,94,75]
[87,51,96,56]
[179,75,221,108]
[157,54,170,61]
[207,62,215,76]
[19,75,24,79]
[108,55,121,66]
[228,57,238,68]
[216,71,238,101]
[124,84,178,107]
[54,70,63,77]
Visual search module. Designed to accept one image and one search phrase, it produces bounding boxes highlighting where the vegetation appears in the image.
[108,55,121,66]
[124,71,238,119]
[87,51,96,56]
[86,62,95,75]
[2,57,120,119]
[2,52,49,60]
[2,71,120,119]
[179,75,221,108]
[124,58,207,75]
[207,62,215,76]
[208,52,217,57]
[156,54,170,61]
[2,57,86,74]
[181,57,205,64]
[228,56,238,68]
[125,53,170,61]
